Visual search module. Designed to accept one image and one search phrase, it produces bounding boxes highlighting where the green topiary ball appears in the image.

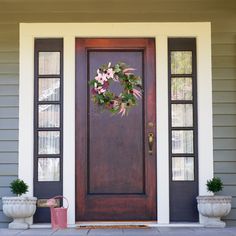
[10,179,29,196]
[206,177,223,194]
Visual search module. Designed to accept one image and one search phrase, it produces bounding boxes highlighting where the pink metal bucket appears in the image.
[47,196,69,229]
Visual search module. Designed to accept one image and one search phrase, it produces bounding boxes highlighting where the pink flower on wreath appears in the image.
[96,86,106,94]
[94,82,105,94]
[95,70,107,85]
[95,75,103,84]
[106,68,115,79]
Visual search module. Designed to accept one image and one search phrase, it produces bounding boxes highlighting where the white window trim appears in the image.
[19,22,213,225]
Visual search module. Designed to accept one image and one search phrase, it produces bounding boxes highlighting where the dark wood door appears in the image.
[75,38,156,221]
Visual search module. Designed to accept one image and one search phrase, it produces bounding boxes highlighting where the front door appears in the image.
[75,38,156,221]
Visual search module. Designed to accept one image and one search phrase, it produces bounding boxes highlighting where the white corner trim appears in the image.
[19,32,34,196]
[63,36,76,224]
[156,35,169,223]
[196,27,214,195]
[19,22,213,225]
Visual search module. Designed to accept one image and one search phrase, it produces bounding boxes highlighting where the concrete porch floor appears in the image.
[0,227,236,236]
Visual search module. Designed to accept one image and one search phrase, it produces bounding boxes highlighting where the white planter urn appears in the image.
[197,196,232,228]
[2,197,37,229]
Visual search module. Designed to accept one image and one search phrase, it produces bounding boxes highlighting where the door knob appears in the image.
[148,132,154,155]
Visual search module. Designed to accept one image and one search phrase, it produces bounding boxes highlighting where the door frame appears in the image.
[19,22,213,225]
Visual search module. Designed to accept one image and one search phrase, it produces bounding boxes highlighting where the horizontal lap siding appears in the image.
[0,22,18,225]
[0,0,235,227]
[212,19,236,225]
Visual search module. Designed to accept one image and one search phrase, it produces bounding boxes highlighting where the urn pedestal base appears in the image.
[9,218,29,229]
[202,216,226,228]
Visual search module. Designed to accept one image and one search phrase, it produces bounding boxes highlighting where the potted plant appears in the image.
[197,177,232,227]
[2,179,37,229]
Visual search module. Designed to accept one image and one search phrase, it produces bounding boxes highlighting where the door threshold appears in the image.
[76,221,203,227]
[30,222,203,229]
[76,221,156,226]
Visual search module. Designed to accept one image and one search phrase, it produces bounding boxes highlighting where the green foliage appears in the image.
[10,179,29,196]
[206,177,223,194]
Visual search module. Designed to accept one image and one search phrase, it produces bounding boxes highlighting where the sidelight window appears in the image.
[34,39,63,202]
[35,42,63,179]
[35,45,63,181]
[168,39,198,182]
[168,38,199,222]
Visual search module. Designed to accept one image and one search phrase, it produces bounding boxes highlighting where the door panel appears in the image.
[75,38,156,221]
[89,51,144,195]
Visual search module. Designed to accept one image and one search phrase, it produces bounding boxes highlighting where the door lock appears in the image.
[148,133,154,155]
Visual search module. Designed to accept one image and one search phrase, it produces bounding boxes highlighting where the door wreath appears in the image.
[89,62,142,116]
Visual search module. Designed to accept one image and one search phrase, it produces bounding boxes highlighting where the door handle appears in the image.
[148,132,154,155]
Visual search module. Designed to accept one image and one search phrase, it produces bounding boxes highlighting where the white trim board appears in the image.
[19,22,213,225]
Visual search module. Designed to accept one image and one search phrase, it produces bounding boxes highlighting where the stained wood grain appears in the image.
[75,38,157,221]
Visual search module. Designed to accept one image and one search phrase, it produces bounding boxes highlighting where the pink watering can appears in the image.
[47,196,69,229]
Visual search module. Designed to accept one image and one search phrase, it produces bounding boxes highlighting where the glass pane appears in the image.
[38,78,60,101]
[39,52,60,75]
[171,77,192,100]
[38,131,60,155]
[172,130,193,154]
[172,104,193,127]
[38,104,60,128]
[38,158,60,181]
[172,157,194,181]
[171,51,192,74]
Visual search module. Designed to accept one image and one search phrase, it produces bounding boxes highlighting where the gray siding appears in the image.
[0,0,235,227]
[0,22,18,227]
[212,23,236,225]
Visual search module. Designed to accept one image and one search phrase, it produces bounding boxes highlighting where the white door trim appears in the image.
[19,22,213,225]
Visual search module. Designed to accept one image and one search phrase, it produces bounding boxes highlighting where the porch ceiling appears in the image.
[0,0,235,23]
